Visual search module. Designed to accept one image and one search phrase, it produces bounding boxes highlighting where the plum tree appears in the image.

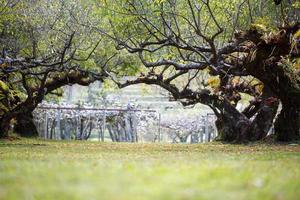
[101,0,299,142]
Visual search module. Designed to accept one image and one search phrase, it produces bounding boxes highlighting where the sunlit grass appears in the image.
[0,139,300,200]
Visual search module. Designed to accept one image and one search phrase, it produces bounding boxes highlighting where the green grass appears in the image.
[0,139,300,200]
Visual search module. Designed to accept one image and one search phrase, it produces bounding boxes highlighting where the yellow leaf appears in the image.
[207,76,220,89]
[256,84,264,94]
[251,23,267,33]
[0,80,9,93]
[294,63,300,69]
[231,77,240,86]
[293,29,300,39]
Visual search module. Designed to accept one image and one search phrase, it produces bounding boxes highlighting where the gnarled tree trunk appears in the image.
[247,100,279,140]
[214,90,279,143]
[0,70,103,138]
[215,112,249,142]
[237,24,300,142]
[0,114,13,138]
[14,113,38,137]
[274,103,300,141]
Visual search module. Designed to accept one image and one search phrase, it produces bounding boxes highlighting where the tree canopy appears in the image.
[0,0,122,137]
[0,0,299,142]
[98,0,300,142]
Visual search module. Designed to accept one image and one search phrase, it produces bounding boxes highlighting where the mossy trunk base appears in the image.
[14,114,38,137]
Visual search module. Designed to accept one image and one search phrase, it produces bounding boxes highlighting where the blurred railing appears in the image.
[33,104,217,143]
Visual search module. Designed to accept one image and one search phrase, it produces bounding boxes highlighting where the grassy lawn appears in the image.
[0,139,300,200]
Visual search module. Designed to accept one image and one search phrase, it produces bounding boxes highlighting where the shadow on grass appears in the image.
[0,143,47,147]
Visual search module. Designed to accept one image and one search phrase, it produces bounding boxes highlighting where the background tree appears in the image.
[0,0,123,137]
